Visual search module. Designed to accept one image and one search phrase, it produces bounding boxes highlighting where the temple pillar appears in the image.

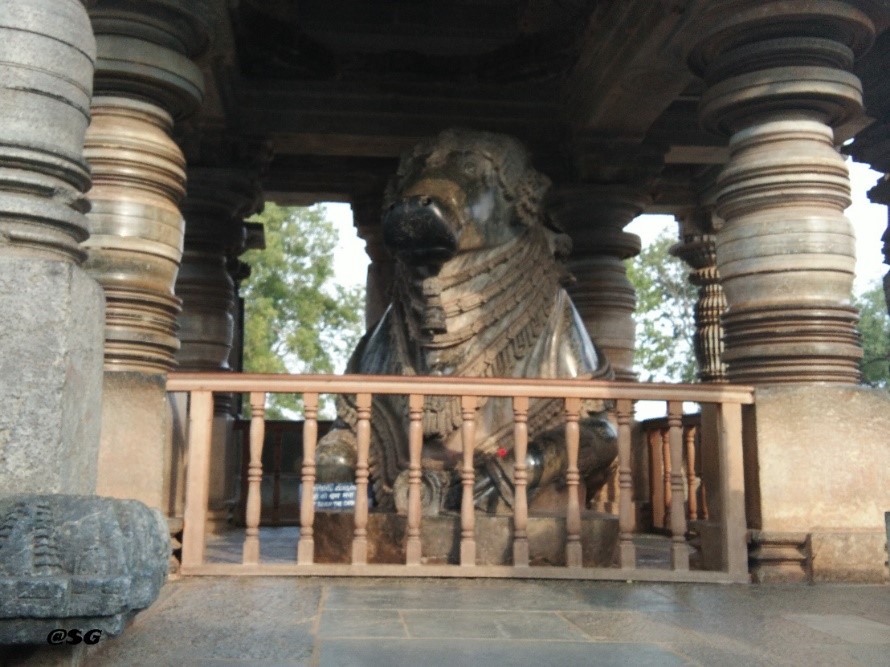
[82,1,208,510]
[353,194,394,328]
[0,0,168,646]
[670,209,727,383]
[0,0,102,496]
[173,161,263,530]
[548,185,646,381]
[691,0,890,581]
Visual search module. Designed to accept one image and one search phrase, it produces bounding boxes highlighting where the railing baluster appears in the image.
[297,393,318,565]
[718,401,748,580]
[662,427,672,529]
[406,394,424,565]
[616,398,636,568]
[512,396,530,567]
[459,395,478,566]
[564,397,582,567]
[272,430,282,526]
[181,390,214,570]
[243,392,266,565]
[648,426,664,530]
[351,393,372,564]
[684,423,698,521]
[668,401,689,571]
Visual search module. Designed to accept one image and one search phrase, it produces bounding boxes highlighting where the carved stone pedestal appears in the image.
[313,511,618,566]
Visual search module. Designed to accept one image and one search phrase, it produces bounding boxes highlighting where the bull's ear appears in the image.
[514,170,551,228]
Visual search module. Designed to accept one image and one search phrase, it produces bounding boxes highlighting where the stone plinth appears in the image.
[314,511,618,566]
[0,259,104,496]
[95,373,171,510]
[745,385,890,582]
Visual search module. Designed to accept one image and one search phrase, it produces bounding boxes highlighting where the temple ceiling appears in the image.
[182,0,890,214]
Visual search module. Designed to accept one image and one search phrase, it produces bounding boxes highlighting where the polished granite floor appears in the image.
[74,576,890,667]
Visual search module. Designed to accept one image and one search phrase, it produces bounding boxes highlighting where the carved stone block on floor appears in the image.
[0,495,169,644]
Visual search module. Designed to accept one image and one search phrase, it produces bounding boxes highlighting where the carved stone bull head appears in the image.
[381,128,568,271]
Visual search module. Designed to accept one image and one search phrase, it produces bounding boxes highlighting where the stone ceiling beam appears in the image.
[562,0,709,138]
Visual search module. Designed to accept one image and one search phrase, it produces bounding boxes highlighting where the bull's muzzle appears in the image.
[382,195,459,267]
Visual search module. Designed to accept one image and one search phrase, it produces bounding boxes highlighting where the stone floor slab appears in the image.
[317,609,407,638]
[400,610,588,640]
[74,577,890,667]
[317,639,689,667]
[783,614,890,644]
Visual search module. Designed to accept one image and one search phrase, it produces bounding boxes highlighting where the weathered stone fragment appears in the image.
[0,495,169,643]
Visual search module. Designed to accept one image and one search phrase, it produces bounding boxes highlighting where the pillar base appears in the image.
[0,259,104,496]
[746,385,890,582]
[96,372,171,510]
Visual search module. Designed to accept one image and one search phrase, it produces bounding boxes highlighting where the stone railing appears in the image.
[167,373,753,582]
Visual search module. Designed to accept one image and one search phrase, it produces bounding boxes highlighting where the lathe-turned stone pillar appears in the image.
[0,0,103,496]
[670,209,727,383]
[872,178,890,319]
[691,0,890,582]
[173,164,263,530]
[83,0,208,510]
[691,4,868,385]
[849,126,890,319]
[176,166,262,380]
[548,185,645,381]
[0,1,169,646]
[353,194,394,328]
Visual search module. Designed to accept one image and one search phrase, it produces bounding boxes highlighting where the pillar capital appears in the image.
[689,0,879,135]
[181,165,264,253]
[547,184,647,259]
[88,0,210,118]
[175,158,264,375]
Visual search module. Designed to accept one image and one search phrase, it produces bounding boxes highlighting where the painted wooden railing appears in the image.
[167,373,753,582]
[640,413,707,533]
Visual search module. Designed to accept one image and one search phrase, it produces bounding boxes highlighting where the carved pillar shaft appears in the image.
[691,3,870,384]
[687,0,890,584]
[83,98,187,371]
[82,0,208,510]
[549,185,645,381]
[0,2,171,644]
[0,0,103,494]
[177,167,261,375]
[671,213,728,383]
[174,165,262,529]
[876,180,890,318]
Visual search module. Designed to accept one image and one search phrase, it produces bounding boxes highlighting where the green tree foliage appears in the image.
[240,203,365,417]
[855,280,890,388]
[626,228,698,383]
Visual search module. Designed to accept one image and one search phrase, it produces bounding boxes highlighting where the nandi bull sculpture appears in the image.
[317,129,618,514]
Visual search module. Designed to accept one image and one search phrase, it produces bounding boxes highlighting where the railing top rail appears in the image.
[166,372,755,404]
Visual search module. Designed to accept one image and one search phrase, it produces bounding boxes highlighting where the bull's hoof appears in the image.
[316,430,357,483]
